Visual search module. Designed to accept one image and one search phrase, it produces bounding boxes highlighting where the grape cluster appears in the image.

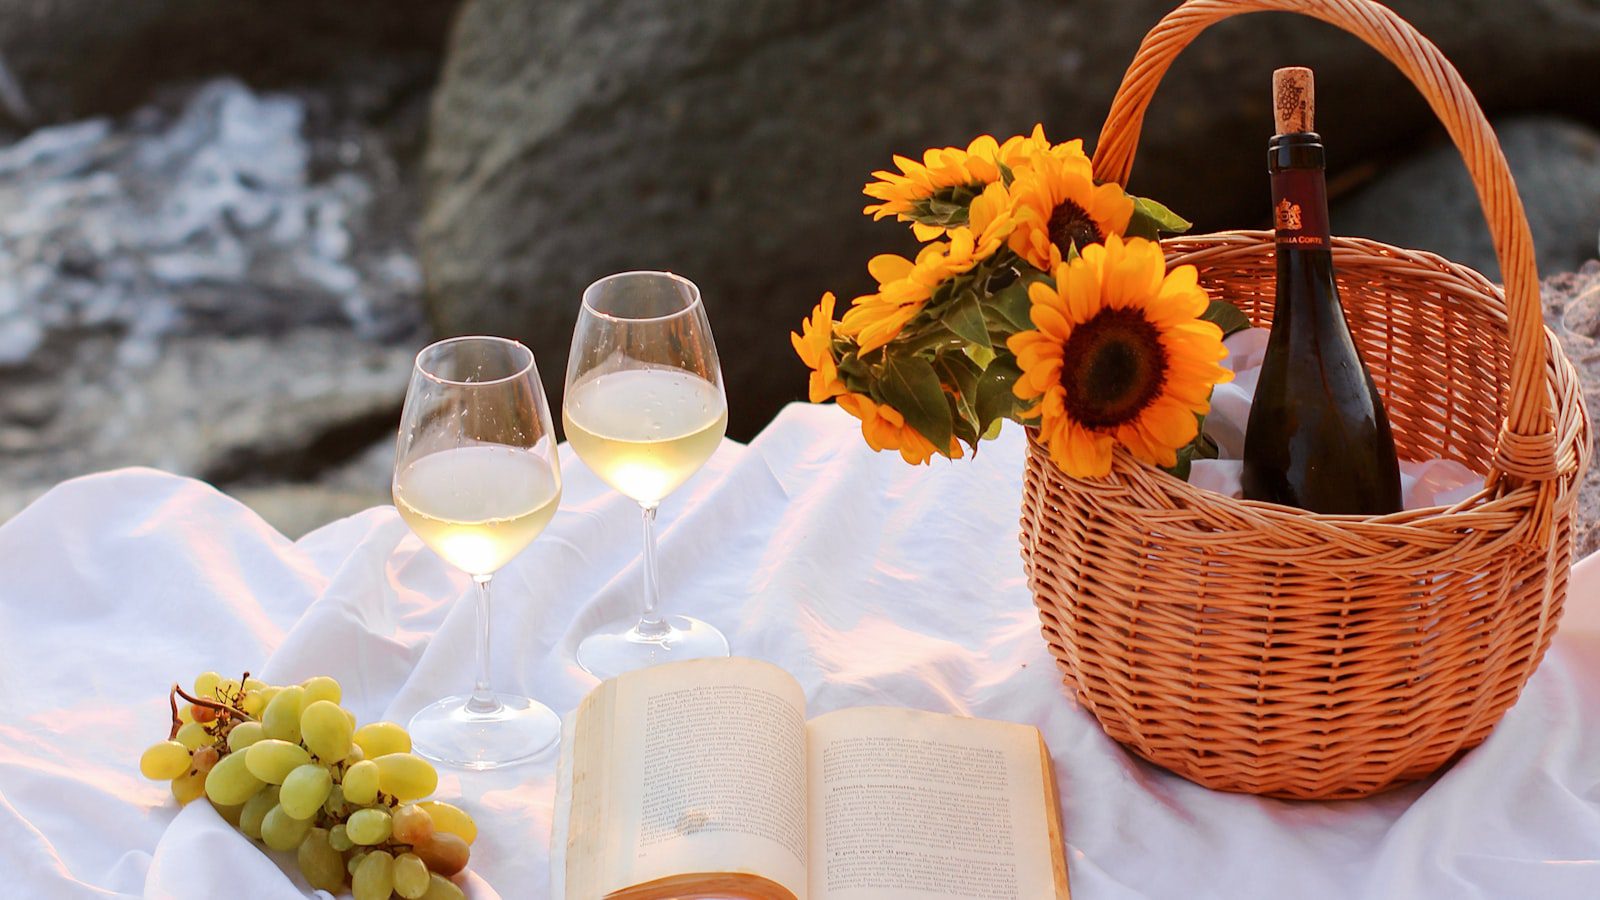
[139,672,477,900]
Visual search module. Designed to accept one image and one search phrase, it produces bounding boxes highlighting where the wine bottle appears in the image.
[1241,67,1402,514]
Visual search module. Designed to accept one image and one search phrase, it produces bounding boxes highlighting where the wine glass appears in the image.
[563,271,731,678]
[392,336,563,768]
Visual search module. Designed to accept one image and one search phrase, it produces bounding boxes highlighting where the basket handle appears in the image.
[1093,0,1558,492]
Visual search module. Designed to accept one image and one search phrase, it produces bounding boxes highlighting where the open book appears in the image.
[557,657,1069,900]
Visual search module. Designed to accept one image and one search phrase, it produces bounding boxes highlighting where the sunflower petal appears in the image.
[867,254,915,285]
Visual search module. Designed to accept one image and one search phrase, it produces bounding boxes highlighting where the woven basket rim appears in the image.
[1033,229,1590,541]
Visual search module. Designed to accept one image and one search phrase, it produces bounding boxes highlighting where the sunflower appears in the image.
[837,393,963,465]
[965,180,1015,256]
[1006,234,1232,477]
[862,125,1065,240]
[1007,149,1134,272]
[837,221,1000,354]
[792,292,848,402]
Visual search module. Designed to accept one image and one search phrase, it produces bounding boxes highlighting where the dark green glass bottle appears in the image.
[1241,68,1401,514]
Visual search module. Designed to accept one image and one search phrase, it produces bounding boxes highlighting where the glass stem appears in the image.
[467,574,501,713]
[636,502,670,638]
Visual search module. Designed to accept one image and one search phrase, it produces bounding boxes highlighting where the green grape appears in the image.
[342,759,380,805]
[177,704,195,725]
[228,721,265,752]
[346,850,368,877]
[260,803,311,852]
[416,801,476,845]
[346,807,393,845]
[193,671,221,697]
[353,721,411,759]
[203,750,264,806]
[421,872,466,900]
[210,799,244,827]
[414,832,469,877]
[373,753,438,801]
[296,826,347,892]
[171,769,206,804]
[323,783,349,818]
[140,740,192,780]
[239,786,279,840]
[262,686,305,743]
[244,739,311,784]
[280,764,332,819]
[393,852,429,899]
[241,692,268,718]
[300,700,353,762]
[216,679,240,699]
[344,742,365,764]
[301,675,342,706]
[243,677,267,692]
[391,803,435,845]
[344,708,358,731]
[246,685,280,718]
[352,850,395,900]
[175,721,209,750]
[328,822,354,852]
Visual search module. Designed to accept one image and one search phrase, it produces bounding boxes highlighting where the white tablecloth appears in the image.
[2,403,1598,899]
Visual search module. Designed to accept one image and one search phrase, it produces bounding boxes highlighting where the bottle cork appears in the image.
[1273,66,1314,134]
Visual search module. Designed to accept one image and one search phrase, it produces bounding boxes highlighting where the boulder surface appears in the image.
[421,0,1600,435]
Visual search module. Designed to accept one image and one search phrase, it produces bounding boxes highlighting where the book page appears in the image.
[570,657,810,900]
[806,707,1068,900]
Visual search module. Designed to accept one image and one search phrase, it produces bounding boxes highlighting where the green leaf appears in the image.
[964,343,997,369]
[1160,416,1219,481]
[1163,448,1194,481]
[908,183,982,228]
[989,280,1036,332]
[935,353,983,453]
[975,357,1023,436]
[950,410,980,450]
[1123,212,1162,241]
[879,355,953,452]
[836,351,870,382]
[943,292,991,349]
[1200,298,1252,337]
[1130,195,1192,235]
[933,352,980,412]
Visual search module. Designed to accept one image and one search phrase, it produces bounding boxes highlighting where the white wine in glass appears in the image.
[564,271,731,678]
[393,336,563,768]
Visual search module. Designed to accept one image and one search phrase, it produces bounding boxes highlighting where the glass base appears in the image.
[576,614,730,680]
[407,692,561,770]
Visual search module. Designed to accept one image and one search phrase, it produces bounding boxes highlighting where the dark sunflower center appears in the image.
[1048,199,1104,255]
[1059,308,1169,428]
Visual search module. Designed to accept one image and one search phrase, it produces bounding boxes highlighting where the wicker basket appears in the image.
[1019,0,1591,800]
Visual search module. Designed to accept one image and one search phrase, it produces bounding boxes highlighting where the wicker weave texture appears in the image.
[1019,0,1592,799]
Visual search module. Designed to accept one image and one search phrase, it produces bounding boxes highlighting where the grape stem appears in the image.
[170,683,254,730]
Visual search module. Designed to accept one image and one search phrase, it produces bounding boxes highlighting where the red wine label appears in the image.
[1271,169,1330,248]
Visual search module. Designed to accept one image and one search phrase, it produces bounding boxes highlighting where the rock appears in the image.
[0,0,457,128]
[227,439,396,539]
[226,483,390,541]
[0,76,428,531]
[0,78,422,364]
[1543,261,1600,559]
[0,328,416,524]
[420,0,1600,436]
[1335,117,1600,281]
